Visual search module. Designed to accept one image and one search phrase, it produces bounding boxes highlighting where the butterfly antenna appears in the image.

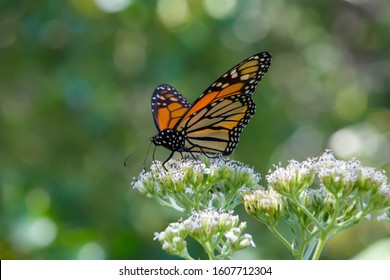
[141,141,154,170]
[124,138,150,167]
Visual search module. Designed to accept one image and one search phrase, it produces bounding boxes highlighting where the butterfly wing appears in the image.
[175,52,272,155]
[151,84,191,132]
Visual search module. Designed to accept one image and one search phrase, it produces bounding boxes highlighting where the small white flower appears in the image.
[172,236,182,244]
[239,234,255,248]
[162,241,170,250]
[225,230,239,243]
[185,188,194,194]
[379,184,390,195]
[377,212,389,221]
[239,239,250,248]
[243,233,255,243]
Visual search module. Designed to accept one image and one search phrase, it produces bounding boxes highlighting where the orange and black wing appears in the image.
[151,84,191,132]
[175,52,272,154]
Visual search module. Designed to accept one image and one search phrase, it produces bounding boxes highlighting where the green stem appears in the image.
[212,233,225,254]
[266,225,295,255]
[181,251,195,260]
[295,224,305,260]
[157,197,185,212]
[195,184,213,210]
[291,196,325,231]
[223,189,240,209]
[307,198,340,260]
[191,235,216,260]
[311,233,328,260]
[204,242,216,260]
[176,192,195,211]
[303,236,318,260]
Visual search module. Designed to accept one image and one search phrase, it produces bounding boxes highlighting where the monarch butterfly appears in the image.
[150,52,272,166]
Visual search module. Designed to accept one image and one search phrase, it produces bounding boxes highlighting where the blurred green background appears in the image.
[1,0,389,260]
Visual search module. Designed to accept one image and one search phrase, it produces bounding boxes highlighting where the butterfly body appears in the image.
[150,52,272,165]
[151,129,186,152]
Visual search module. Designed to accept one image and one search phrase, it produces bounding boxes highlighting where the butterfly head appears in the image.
[151,129,186,152]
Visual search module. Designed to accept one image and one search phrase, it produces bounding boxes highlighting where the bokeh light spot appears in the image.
[157,0,191,31]
[304,43,341,73]
[334,86,367,121]
[78,242,106,259]
[25,188,51,215]
[94,0,133,13]
[329,123,387,159]
[329,127,361,158]
[203,0,237,20]
[233,10,269,44]
[288,125,325,157]
[70,0,103,18]
[11,217,57,252]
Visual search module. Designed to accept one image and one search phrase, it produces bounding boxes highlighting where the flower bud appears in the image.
[243,187,284,226]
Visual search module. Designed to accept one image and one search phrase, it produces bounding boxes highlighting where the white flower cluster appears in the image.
[131,156,261,212]
[266,158,316,195]
[316,150,388,195]
[133,158,205,188]
[265,150,389,197]
[154,221,188,258]
[245,150,390,228]
[155,209,255,259]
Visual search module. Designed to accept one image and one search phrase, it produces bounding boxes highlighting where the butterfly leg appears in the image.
[162,151,175,170]
[189,150,200,161]
[191,145,219,159]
